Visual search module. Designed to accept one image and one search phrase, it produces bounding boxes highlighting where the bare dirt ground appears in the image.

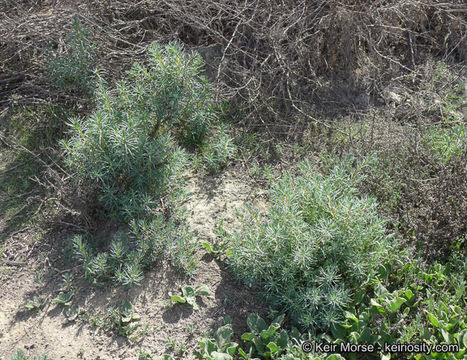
[0,169,269,360]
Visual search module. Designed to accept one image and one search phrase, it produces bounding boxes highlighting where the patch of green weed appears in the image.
[202,125,237,173]
[10,349,47,360]
[424,121,466,164]
[45,15,95,96]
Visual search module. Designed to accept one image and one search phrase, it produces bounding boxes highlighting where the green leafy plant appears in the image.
[61,42,216,221]
[202,219,232,258]
[64,306,85,322]
[195,314,325,360]
[238,314,290,359]
[138,348,154,360]
[70,213,198,286]
[194,320,238,360]
[332,255,466,360]
[23,296,44,312]
[61,272,73,291]
[202,125,237,173]
[424,121,466,164]
[52,290,73,307]
[10,349,48,360]
[226,158,397,331]
[102,301,141,337]
[170,284,210,310]
[45,15,95,96]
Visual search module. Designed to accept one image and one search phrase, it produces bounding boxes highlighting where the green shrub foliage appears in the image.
[71,215,198,286]
[227,159,397,331]
[46,15,95,95]
[61,43,215,220]
[202,124,237,173]
[10,349,48,360]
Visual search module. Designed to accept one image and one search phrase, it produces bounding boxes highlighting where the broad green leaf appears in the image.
[344,311,359,324]
[65,307,79,321]
[267,342,279,353]
[349,331,359,343]
[425,311,439,328]
[169,294,186,304]
[195,284,211,296]
[375,283,389,296]
[260,323,280,340]
[182,285,195,297]
[247,314,267,334]
[331,323,347,339]
[185,295,196,306]
[446,318,458,332]
[241,332,254,341]
[186,296,199,310]
[359,327,371,343]
[276,330,288,349]
[440,328,453,343]
[202,242,215,253]
[215,324,233,349]
[271,314,285,326]
[353,289,365,305]
[404,289,414,302]
[52,291,73,306]
[237,348,249,359]
[370,299,387,315]
[290,327,301,340]
[226,343,238,356]
[386,296,406,313]
[211,352,232,360]
[252,337,266,354]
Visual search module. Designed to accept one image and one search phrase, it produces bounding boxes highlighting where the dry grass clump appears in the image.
[2,0,466,122]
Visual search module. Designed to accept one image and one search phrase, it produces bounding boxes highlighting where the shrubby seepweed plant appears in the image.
[10,349,48,360]
[226,158,397,331]
[45,15,95,96]
[202,124,237,173]
[61,42,218,284]
[70,214,198,286]
[61,42,216,221]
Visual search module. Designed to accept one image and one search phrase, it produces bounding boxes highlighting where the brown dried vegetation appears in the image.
[2,1,466,116]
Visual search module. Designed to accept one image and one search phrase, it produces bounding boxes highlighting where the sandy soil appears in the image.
[0,170,269,360]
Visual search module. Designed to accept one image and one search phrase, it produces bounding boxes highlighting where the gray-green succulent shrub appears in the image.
[202,125,237,173]
[10,349,48,360]
[226,158,397,331]
[125,42,217,147]
[61,42,217,221]
[70,214,198,286]
[45,15,95,96]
